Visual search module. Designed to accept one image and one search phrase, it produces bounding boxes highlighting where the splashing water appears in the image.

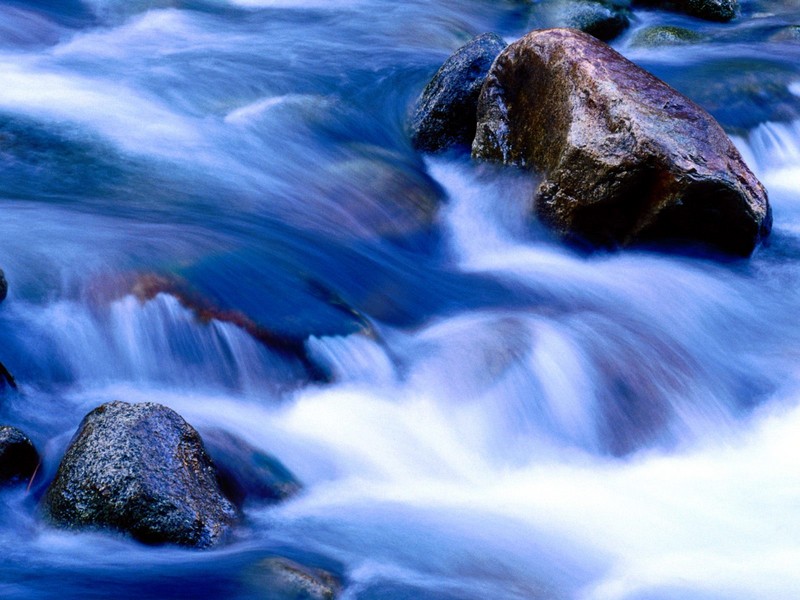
[1,1,800,599]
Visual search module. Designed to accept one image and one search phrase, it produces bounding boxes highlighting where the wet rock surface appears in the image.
[410,32,506,152]
[472,28,771,256]
[0,426,39,486]
[631,25,707,47]
[633,0,738,22]
[201,428,301,508]
[543,0,630,41]
[43,401,237,548]
[768,25,800,43]
[246,557,341,600]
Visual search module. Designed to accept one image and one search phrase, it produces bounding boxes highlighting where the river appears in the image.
[1,0,799,598]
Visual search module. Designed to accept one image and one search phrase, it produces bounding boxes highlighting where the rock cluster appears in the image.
[411,28,771,256]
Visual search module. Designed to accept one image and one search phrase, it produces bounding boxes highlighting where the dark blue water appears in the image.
[1,0,800,598]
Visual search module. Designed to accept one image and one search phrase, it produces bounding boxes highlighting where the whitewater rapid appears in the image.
[1,1,800,599]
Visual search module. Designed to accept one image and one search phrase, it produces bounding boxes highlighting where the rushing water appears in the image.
[1,0,800,598]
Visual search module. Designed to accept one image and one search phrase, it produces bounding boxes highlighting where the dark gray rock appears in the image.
[43,401,237,548]
[685,0,738,21]
[245,557,341,600]
[633,0,738,22]
[0,426,39,486]
[546,0,630,41]
[630,25,707,47]
[202,429,301,508]
[410,32,506,153]
[0,268,7,303]
[472,28,771,256]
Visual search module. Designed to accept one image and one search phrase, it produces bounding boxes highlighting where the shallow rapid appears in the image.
[1,0,800,598]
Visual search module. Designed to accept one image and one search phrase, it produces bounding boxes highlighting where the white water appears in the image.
[1,2,800,599]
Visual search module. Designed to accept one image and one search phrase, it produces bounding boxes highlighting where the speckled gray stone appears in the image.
[410,32,507,152]
[43,401,237,547]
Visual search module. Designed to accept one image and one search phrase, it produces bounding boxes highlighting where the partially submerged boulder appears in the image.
[410,33,506,152]
[43,401,237,548]
[633,0,738,22]
[202,429,301,508]
[768,25,800,43]
[472,28,771,256]
[0,426,39,486]
[630,25,707,47]
[543,0,630,41]
[246,557,341,600]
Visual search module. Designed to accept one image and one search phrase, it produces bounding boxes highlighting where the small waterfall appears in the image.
[2,293,307,393]
[735,119,800,201]
[0,1,799,599]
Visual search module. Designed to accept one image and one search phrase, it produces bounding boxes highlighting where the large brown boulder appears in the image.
[472,28,771,256]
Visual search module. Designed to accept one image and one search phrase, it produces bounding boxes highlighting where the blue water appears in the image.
[1,0,800,598]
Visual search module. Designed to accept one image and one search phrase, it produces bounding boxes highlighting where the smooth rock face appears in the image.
[472,28,771,255]
[410,32,506,152]
[0,426,39,485]
[43,401,237,548]
[633,0,738,22]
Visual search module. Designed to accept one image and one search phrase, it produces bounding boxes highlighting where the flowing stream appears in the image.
[1,1,800,598]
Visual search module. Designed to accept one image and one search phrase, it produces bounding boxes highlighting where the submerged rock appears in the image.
[0,268,6,303]
[315,147,442,244]
[43,401,237,548]
[410,32,506,152]
[768,25,800,43]
[631,25,707,47]
[0,426,39,486]
[246,557,341,600]
[633,0,738,22]
[127,272,334,383]
[649,58,800,133]
[472,28,771,256]
[202,429,301,508]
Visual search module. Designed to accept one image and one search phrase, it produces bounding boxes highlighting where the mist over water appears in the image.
[1,0,800,598]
